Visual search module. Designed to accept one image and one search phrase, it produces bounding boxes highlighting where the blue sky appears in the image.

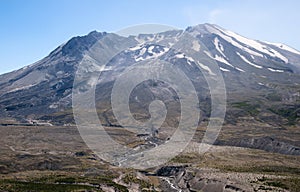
[1,0,300,74]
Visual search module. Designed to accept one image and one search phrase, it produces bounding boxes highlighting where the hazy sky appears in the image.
[1,0,300,74]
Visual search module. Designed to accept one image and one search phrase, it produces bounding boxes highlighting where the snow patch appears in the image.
[220,67,230,72]
[235,67,245,72]
[148,45,155,54]
[204,51,234,67]
[206,25,288,63]
[213,25,288,63]
[186,56,195,65]
[205,25,264,58]
[175,53,195,66]
[267,68,284,72]
[175,53,185,59]
[237,52,263,69]
[129,44,143,51]
[215,55,234,67]
[134,46,169,61]
[197,61,215,75]
[263,41,300,55]
[214,37,226,58]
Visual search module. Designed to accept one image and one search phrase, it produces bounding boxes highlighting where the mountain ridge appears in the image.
[1,23,300,120]
[0,24,299,155]
[2,23,300,77]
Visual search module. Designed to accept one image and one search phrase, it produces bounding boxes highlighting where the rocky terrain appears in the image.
[0,125,299,191]
[0,23,300,191]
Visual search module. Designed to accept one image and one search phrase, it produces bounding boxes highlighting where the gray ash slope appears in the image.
[0,24,300,154]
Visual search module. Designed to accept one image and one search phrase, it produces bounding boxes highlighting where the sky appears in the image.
[1,0,300,74]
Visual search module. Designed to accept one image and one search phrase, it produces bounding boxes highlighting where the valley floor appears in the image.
[0,125,299,192]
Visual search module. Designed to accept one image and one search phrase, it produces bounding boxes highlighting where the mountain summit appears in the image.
[0,24,299,136]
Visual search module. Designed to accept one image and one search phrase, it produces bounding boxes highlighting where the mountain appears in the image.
[0,23,300,154]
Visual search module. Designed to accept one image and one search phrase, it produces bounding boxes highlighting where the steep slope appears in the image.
[0,24,300,154]
[0,31,137,121]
